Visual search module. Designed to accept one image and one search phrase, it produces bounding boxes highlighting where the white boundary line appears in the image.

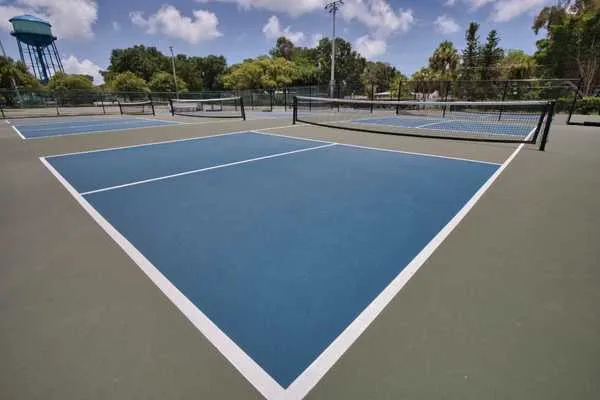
[11,125,25,140]
[39,157,286,400]
[80,143,336,195]
[415,120,445,128]
[284,142,526,400]
[22,120,182,140]
[40,131,525,400]
[251,130,502,166]
[19,119,179,132]
[46,124,298,158]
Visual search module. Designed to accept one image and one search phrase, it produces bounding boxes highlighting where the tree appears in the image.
[389,73,410,99]
[533,0,600,94]
[428,41,460,81]
[47,72,94,91]
[314,37,366,88]
[222,57,299,89]
[0,56,40,90]
[361,62,399,93]
[148,71,187,93]
[270,37,296,60]
[479,30,504,80]
[501,50,537,80]
[461,22,480,80]
[109,71,149,93]
[102,45,168,82]
[196,55,227,90]
[0,56,40,105]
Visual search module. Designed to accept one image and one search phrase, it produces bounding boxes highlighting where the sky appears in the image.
[0,0,554,84]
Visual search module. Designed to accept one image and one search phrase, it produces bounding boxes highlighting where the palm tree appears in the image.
[429,41,460,81]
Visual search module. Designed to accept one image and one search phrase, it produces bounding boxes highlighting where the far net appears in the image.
[118,100,155,116]
[169,97,245,119]
[294,96,553,146]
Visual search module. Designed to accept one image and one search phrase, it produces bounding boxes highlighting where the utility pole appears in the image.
[325,0,343,98]
[169,46,179,100]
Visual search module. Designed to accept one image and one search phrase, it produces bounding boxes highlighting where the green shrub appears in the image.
[556,96,600,114]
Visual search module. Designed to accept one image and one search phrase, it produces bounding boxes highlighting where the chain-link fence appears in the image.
[0,79,583,119]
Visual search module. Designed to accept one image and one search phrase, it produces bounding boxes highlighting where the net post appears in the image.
[149,98,156,116]
[240,96,246,121]
[539,101,555,151]
[169,99,175,116]
[567,77,583,125]
[292,96,297,124]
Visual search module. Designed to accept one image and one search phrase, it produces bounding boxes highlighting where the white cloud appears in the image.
[196,0,323,17]
[467,0,495,8]
[491,0,549,22]
[262,15,305,44]
[130,4,222,44]
[112,21,120,31]
[0,0,98,40]
[442,0,550,22]
[63,55,103,84]
[310,33,323,48]
[342,0,414,38]
[434,15,460,34]
[355,35,387,59]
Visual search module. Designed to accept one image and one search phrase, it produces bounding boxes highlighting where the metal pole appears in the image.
[169,46,179,100]
[326,1,344,98]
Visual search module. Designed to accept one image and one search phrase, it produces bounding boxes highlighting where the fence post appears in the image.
[284,88,287,112]
[99,88,106,115]
[53,90,60,116]
[308,85,312,112]
[498,80,509,121]
[442,81,451,118]
[370,83,374,113]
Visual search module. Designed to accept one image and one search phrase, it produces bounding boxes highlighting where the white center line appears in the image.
[81,143,337,196]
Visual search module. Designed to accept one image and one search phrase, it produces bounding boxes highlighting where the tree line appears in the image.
[0,0,598,99]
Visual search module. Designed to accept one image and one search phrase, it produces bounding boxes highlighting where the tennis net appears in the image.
[169,97,245,119]
[118,100,155,116]
[293,96,555,149]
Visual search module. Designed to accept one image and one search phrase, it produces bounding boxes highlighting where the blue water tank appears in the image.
[10,15,56,46]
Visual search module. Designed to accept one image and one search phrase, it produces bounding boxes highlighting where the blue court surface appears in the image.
[352,115,535,137]
[12,116,179,139]
[44,131,500,397]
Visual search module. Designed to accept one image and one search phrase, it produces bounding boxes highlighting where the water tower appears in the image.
[9,15,64,82]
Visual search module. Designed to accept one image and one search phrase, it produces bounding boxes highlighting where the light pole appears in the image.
[169,46,179,99]
[325,0,343,98]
